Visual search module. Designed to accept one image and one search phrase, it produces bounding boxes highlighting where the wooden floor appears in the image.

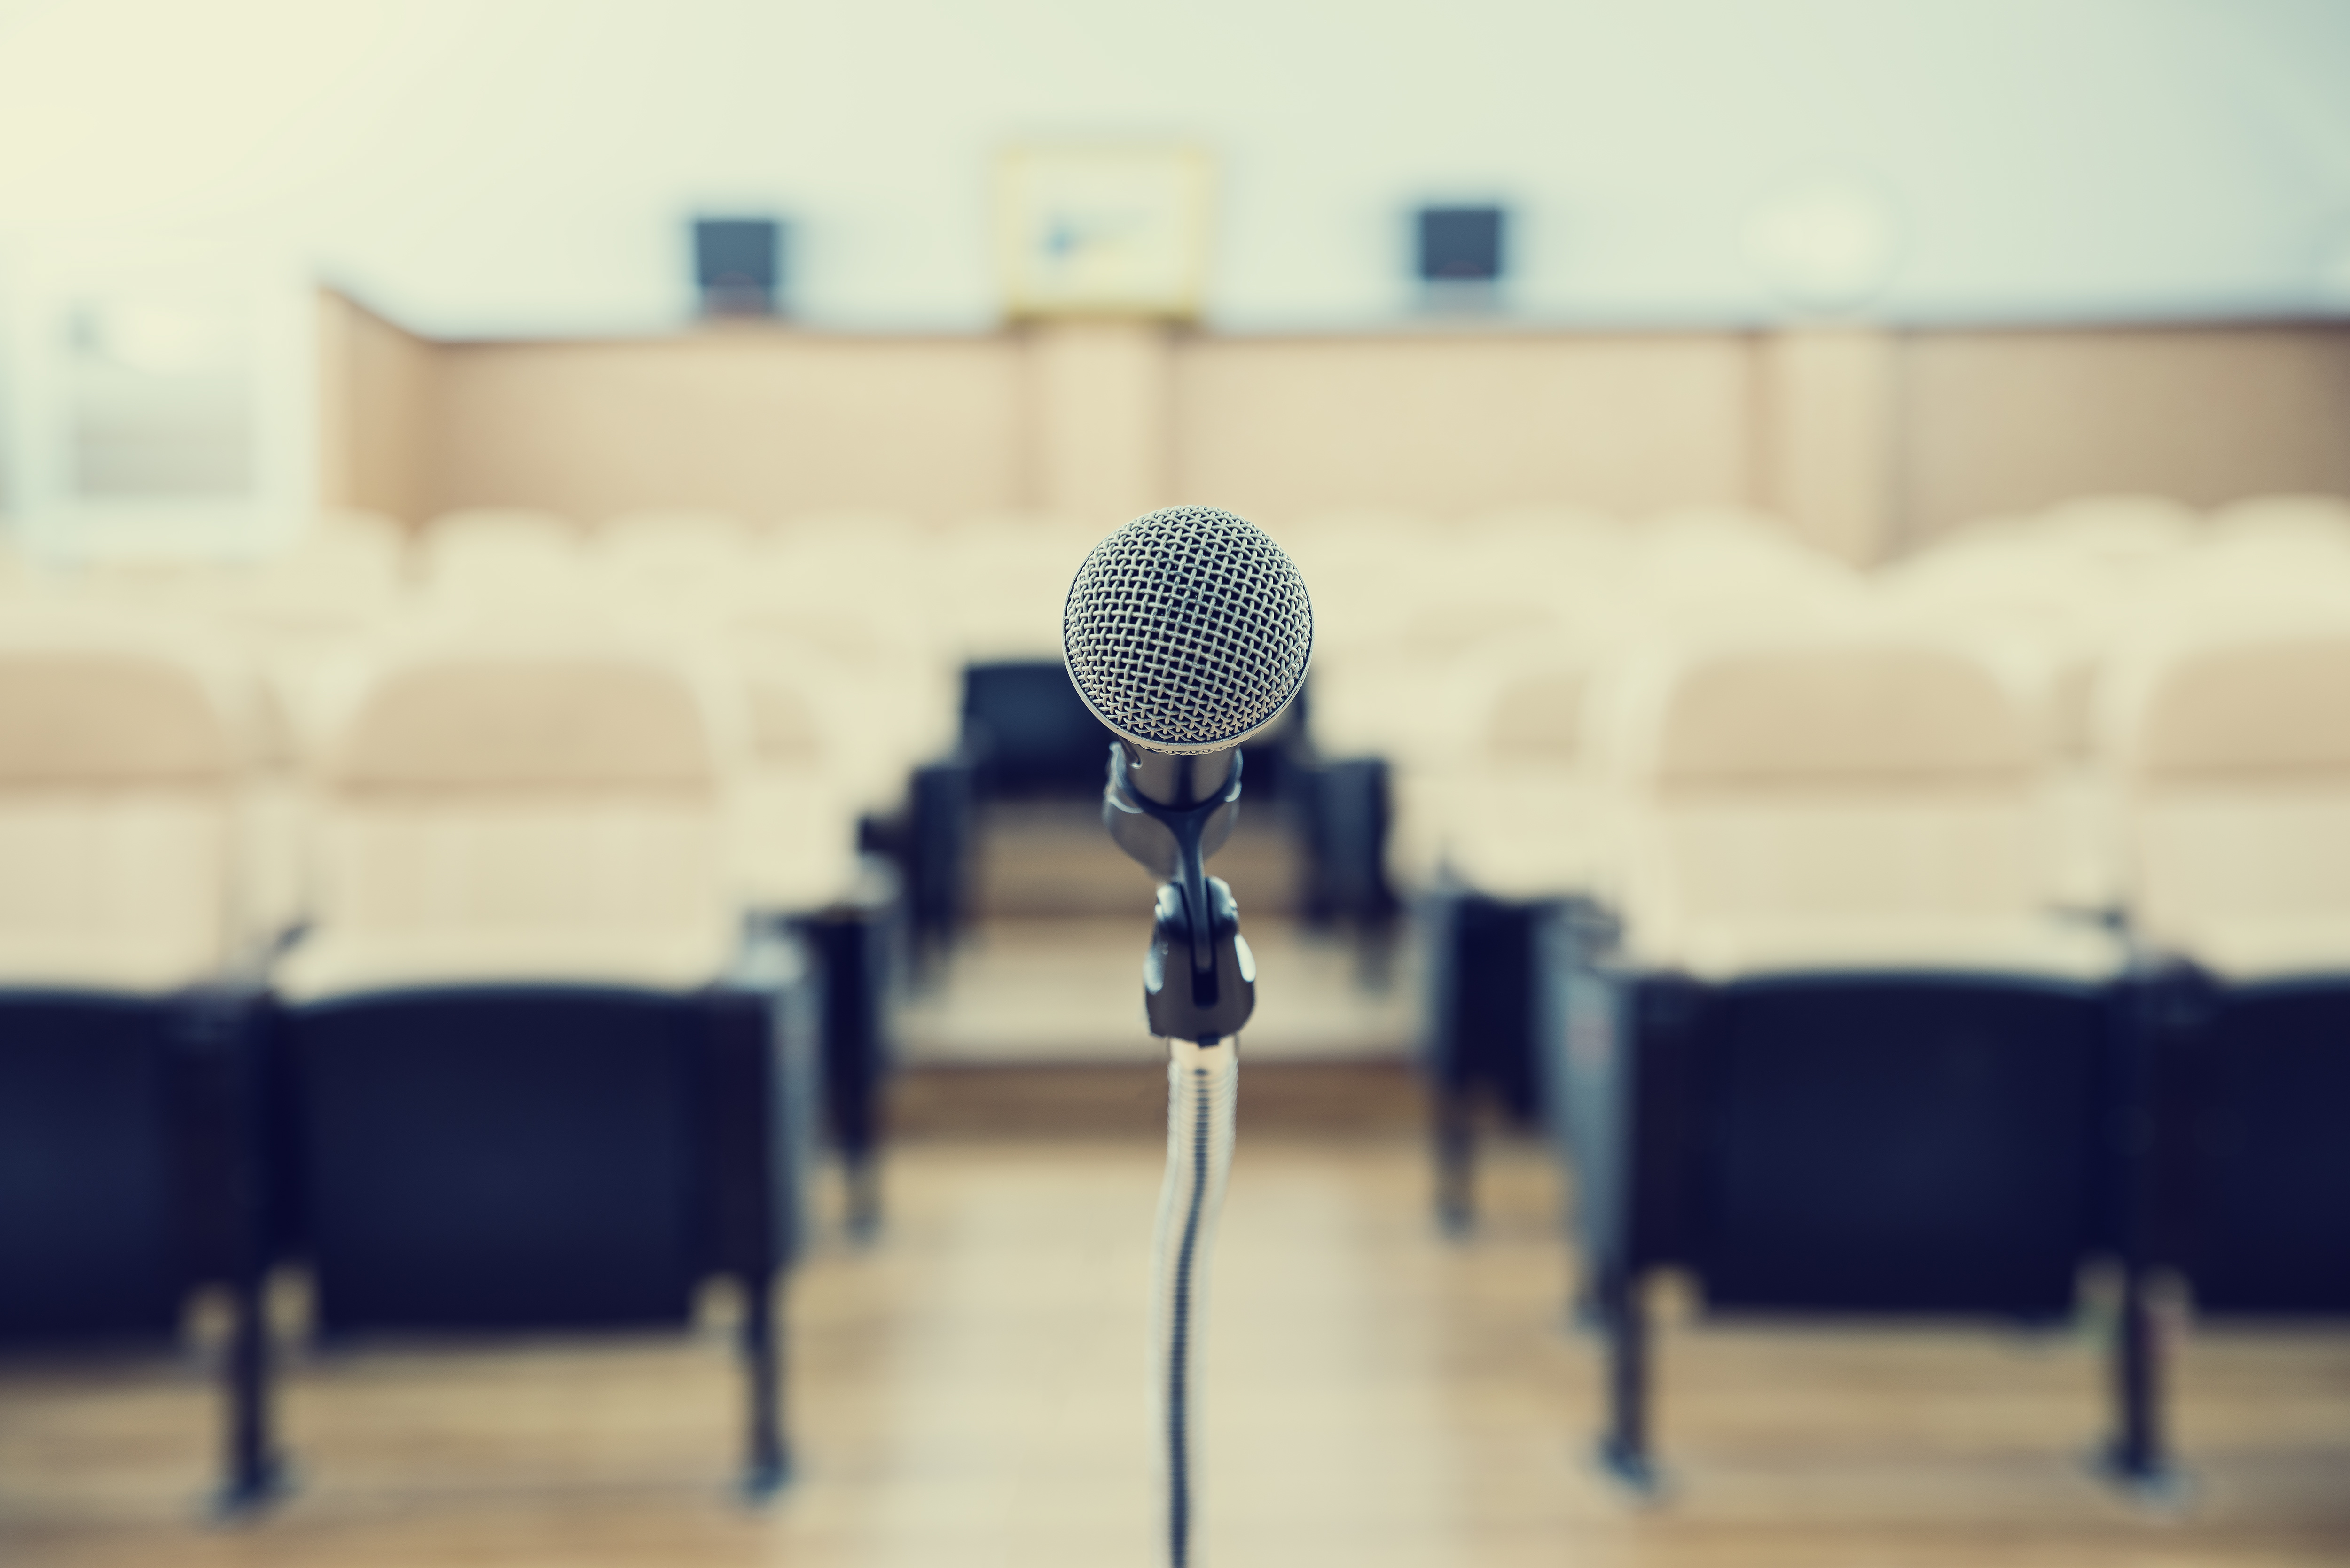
[5,1129,2349,1567]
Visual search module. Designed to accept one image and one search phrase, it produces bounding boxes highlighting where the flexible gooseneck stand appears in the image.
[1103,741,1257,1568]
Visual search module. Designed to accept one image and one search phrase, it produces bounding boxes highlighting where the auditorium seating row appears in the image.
[1403,492,2350,1145]
[5,491,2343,1505]
[1400,565,2350,1493]
[0,620,822,1508]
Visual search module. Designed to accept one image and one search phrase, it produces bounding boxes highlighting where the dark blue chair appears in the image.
[1556,956,2128,1489]
[0,635,288,1512]
[277,976,812,1494]
[1537,632,2142,1491]
[265,638,819,1497]
[2104,626,2350,1487]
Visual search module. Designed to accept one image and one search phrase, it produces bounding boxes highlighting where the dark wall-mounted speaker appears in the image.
[694,218,784,317]
[1416,206,1506,283]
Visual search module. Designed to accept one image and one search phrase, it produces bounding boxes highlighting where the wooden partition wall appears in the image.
[316,291,2350,562]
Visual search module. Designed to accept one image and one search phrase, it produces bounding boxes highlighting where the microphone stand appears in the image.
[1102,741,1256,1568]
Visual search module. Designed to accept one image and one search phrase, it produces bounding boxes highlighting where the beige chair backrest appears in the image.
[2109,625,2350,979]
[603,509,756,559]
[724,653,865,912]
[2136,531,2350,626]
[1396,644,1606,900]
[302,509,412,582]
[2037,494,2200,560]
[1605,631,2113,979]
[281,639,743,999]
[588,511,759,632]
[2205,494,2350,551]
[0,628,252,990]
[1629,508,1869,632]
[931,524,1090,661]
[418,508,592,610]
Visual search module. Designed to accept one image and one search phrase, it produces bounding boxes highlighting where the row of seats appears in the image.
[1402,578,2350,1494]
[0,628,822,1507]
[9,489,2341,975]
[1378,494,2350,904]
[0,604,872,986]
[5,491,2341,1508]
[1408,494,2350,1142]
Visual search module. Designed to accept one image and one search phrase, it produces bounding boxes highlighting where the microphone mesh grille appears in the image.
[1063,506,1313,751]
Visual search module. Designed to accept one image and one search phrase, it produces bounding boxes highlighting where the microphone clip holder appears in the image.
[1103,743,1258,1045]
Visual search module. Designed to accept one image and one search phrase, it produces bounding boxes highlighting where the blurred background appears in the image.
[3,1,2350,1564]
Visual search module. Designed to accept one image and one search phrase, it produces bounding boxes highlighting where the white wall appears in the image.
[1,0,2348,336]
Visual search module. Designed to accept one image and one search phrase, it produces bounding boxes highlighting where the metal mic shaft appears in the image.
[1121,743,1237,809]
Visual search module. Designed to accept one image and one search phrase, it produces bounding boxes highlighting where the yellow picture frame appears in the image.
[995,146,1215,321]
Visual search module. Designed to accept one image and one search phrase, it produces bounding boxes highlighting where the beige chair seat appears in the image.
[2147,918,2350,985]
[277,927,734,1002]
[0,792,235,991]
[1651,914,2122,985]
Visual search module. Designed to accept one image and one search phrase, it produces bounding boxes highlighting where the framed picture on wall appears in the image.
[2,252,316,562]
[995,146,1214,320]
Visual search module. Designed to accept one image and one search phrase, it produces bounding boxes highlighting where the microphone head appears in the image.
[1063,505,1314,756]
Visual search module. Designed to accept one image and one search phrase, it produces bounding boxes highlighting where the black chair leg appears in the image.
[844,1153,882,1244]
[214,1274,285,1517]
[740,1269,789,1502]
[812,912,887,1242]
[2100,1264,2180,1499]
[1434,1081,1476,1236]
[1597,1265,1659,1495]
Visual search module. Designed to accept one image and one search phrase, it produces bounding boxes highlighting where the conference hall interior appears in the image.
[4,2,2350,1564]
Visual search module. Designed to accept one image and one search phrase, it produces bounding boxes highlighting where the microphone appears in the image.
[1062,504,1313,1568]
[1063,505,1314,1042]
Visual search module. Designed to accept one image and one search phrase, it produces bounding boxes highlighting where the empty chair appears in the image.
[1629,507,1869,632]
[1549,628,2133,1489]
[1272,508,1438,586]
[417,507,594,614]
[274,632,813,1494]
[728,544,958,1156]
[221,515,410,625]
[1305,512,1630,773]
[2107,626,2350,1342]
[603,507,759,562]
[1399,637,1612,1227]
[1459,504,1629,559]
[0,616,282,1509]
[2138,528,2350,628]
[2037,493,2201,562]
[301,507,412,582]
[1878,543,2131,914]
[722,643,901,1232]
[199,517,419,925]
[651,522,919,1234]
[1408,530,1864,1231]
[2206,492,2350,552]
[1905,509,2036,558]
[1405,645,1609,902]
[925,517,1092,663]
[754,515,961,786]
[729,659,869,913]
[595,510,759,623]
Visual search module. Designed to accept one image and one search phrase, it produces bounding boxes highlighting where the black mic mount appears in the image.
[1102,742,1257,1045]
